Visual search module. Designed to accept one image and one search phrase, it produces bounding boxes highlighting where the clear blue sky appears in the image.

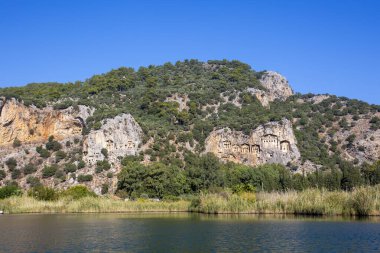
[1,0,379,104]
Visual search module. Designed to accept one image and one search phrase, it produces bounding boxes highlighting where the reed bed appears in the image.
[0,196,189,214]
[190,186,380,216]
[2,186,380,216]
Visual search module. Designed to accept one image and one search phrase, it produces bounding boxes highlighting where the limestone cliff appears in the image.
[0,97,91,146]
[83,114,143,165]
[248,71,294,107]
[205,119,300,166]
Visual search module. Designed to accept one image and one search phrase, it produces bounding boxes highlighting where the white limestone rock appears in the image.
[83,113,143,165]
[205,119,300,167]
[247,71,294,107]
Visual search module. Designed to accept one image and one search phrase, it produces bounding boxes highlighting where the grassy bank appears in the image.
[0,196,189,213]
[1,186,380,216]
[190,186,380,216]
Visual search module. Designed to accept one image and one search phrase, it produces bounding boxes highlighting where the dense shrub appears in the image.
[77,174,93,182]
[101,148,108,158]
[36,146,51,158]
[62,185,96,199]
[117,161,188,199]
[64,163,77,173]
[0,170,6,180]
[26,176,42,187]
[12,138,21,148]
[46,136,62,151]
[55,151,67,163]
[11,169,21,180]
[0,185,21,199]
[42,165,58,178]
[95,160,111,173]
[54,169,66,181]
[23,163,37,175]
[101,183,109,195]
[28,186,59,201]
[5,158,17,171]
[77,160,86,169]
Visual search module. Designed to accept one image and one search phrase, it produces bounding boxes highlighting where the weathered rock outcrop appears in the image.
[205,119,300,166]
[325,114,380,164]
[0,98,91,146]
[83,114,143,165]
[248,71,294,107]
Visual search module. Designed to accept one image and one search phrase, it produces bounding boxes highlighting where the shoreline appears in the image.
[2,210,380,218]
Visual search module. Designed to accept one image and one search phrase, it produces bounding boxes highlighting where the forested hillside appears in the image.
[1,59,380,198]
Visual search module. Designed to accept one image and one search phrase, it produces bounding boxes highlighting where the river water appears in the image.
[0,213,379,252]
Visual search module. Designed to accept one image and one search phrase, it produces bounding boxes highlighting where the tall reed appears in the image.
[1,186,380,216]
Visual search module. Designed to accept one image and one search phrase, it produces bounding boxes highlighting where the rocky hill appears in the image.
[0,59,379,194]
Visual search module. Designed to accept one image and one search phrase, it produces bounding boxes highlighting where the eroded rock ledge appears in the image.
[205,119,300,166]
[0,97,91,146]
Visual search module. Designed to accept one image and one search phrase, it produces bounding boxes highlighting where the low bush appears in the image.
[13,138,21,148]
[42,165,58,178]
[36,146,51,158]
[0,185,22,199]
[64,163,77,173]
[23,164,37,175]
[5,158,17,171]
[95,160,111,173]
[26,176,42,187]
[54,169,66,181]
[0,170,6,180]
[77,160,86,169]
[101,148,108,158]
[61,185,97,199]
[55,151,67,163]
[11,169,21,180]
[77,174,93,182]
[28,186,59,201]
[45,136,62,151]
[101,184,109,195]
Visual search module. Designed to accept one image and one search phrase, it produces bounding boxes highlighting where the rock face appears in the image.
[83,114,143,165]
[205,119,300,166]
[0,98,90,146]
[325,114,380,164]
[248,71,294,107]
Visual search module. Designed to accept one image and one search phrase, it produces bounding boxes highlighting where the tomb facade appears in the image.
[205,119,300,167]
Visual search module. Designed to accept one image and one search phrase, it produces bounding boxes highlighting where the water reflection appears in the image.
[0,213,380,252]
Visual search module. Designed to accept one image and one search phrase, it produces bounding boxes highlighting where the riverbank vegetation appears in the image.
[2,154,380,215]
[115,155,380,201]
[190,186,380,216]
[1,184,380,216]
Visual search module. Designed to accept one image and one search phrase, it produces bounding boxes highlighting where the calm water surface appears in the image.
[0,213,380,253]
